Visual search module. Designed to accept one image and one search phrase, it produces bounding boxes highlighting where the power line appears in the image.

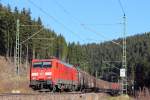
[31,38,55,40]
[52,0,98,43]
[81,24,122,47]
[118,0,126,16]
[28,0,85,42]
[20,27,44,45]
[52,0,121,27]
[20,25,43,27]
[52,0,82,24]
[52,0,122,45]
[80,23,122,26]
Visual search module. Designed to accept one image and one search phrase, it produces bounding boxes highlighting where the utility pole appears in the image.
[26,43,28,68]
[122,14,127,94]
[102,14,128,94]
[14,19,21,93]
[15,19,20,76]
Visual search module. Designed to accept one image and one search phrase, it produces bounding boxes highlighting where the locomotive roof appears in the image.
[32,59,74,68]
[59,61,73,68]
[32,59,52,62]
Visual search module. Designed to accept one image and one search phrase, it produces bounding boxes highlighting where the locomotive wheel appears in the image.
[32,86,37,91]
[52,86,57,92]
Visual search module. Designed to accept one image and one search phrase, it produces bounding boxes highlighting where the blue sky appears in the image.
[1,0,150,44]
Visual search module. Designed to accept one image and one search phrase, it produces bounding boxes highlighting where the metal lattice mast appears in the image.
[122,14,127,94]
[15,19,20,75]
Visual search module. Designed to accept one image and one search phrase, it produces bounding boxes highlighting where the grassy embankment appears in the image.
[0,56,31,93]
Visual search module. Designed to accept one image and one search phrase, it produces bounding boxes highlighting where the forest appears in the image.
[0,4,150,91]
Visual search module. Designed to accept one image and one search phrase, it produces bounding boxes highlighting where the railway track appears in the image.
[0,92,83,96]
[0,92,106,100]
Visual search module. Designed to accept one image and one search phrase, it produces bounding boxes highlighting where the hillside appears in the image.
[0,3,150,92]
[0,4,68,60]
[67,32,150,91]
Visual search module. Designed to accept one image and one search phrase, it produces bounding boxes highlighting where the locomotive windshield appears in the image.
[33,61,52,68]
[43,62,52,68]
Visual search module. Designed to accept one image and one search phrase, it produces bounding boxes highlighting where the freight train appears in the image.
[29,58,121,94]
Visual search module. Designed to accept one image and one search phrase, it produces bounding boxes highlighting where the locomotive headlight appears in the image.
[31,72,38,76]
[45,72,52,76]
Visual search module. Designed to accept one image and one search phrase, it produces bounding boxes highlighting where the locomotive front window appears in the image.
[33,62,42,68]
[43,61,52,68]
[33,61,52,68]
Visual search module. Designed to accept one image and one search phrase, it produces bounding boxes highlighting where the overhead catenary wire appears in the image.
[51,0,82,24]
[52,0,122,45]
[118,0,126,16]
[81,24,122,47]
[52,0,98,42]
[20,27,44,45]
[79,23,122,26]
[28,0,85,42]
[52,0,121,27]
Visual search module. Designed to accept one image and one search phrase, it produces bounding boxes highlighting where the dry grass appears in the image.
[0,56,31,93]
[0,93,134,100]
[135,87,150,100]
[0,93,109,100]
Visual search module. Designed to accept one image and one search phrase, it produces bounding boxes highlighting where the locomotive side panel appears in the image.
[51,60,79,91]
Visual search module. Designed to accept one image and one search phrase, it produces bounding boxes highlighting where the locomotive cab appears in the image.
[30,59,53,90]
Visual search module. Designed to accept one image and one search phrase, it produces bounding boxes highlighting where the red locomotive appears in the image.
[30,58,78,91]
[30,58,121,94]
